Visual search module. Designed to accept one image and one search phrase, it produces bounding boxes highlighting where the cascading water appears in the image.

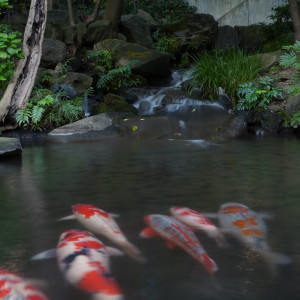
[133,70,225,115]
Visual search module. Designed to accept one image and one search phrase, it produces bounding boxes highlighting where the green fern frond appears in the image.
[16,109,31,126]
[31,106,45,124]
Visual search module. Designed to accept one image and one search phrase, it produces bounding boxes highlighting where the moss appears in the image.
[96,103,115,114]
[104,93,138,114]
[123,50,152,59]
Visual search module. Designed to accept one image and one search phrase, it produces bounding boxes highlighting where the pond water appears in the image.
[0,136,299,300]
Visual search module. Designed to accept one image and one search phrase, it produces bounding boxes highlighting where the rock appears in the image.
[137,9,157,25]
[0,137,22,157]
[86,20,114,44]
[215,25,240,50]
[259,109,284,132]
[187,13,218,48]
[47,10,79,25]
[285,94,300,116]
[120,14,153,48]
[214,113,249,142]
[258,51,281,71]
[44,22,64,41]
[40,70,93,95]
[217,87,233,111]
[238,25,265,52]
[96,94,138,114]
[47,113,119,142]
[41,39,66,68]
[94,39,171,79]
[0,12,27,25]
[52,83,77,99]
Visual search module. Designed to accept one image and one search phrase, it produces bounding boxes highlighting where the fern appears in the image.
[60,101,83,123]
[31,106,45,124]
[16,109,31,126]
[290,111,300,128]
[279,51,297,67]
[83,87,95,99]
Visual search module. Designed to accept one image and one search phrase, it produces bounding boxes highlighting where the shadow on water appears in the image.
[0,136,299,299]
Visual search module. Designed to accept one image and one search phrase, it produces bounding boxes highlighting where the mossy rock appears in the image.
[94,39,171,78]
[96,94,138,114]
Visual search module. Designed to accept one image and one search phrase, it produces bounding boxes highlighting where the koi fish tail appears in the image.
[199,253,218,277]
[120,241,145,263]
[258,249,292,276]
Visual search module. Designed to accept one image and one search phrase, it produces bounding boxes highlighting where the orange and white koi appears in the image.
[170,206,227,247]
[32,229,124,300]
[218,202,291,273]
[0,267,48,300]
[59,204,143,262]
[140,214,218,276]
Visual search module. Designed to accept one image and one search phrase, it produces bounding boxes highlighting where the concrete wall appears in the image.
[188,0,286,26]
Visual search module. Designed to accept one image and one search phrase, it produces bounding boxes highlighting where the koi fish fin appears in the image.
[202,213,218,219]
[166,241,176,250]
[109,213,120,218]
[31,249,57,260]
[214,233,229,248]
[200,253,218,277]
[140,227,157,238]
[57,215,76,221]
[257,249,292,276]
[120,241,145,263]
[106,247,124,256]
[25,279,48,289]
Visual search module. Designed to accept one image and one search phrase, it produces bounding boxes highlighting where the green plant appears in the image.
[16,88,83,131]
[88,49,114,70]
[153,36,181,59]
[236,76,282,110]
[0,29,23,88]
[96,60,140,91]
[290,112,300,128]
[185,49,261,101]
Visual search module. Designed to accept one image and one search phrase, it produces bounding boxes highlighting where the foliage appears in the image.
[279,41,300,93]
[0,0,12,12]
[96,60,140,91]
[88,49,114,70]
[153,35,181,59]
[0,27,23,88]
[185,49,261,101]
[290,112,300,128]
[16,88,83,131]
[236,76,282,111]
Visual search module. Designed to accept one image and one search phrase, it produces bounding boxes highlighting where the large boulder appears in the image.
[47,113,119,142]
[285,94,300,116]
[41,39,66,68]
[0,137,22,157]
[94,39,171,79]
[238,25,265,52]
[37,69,93,95]
[258,51,281,71]
[215,25,240,50]
[120,15,153,48]
[86,20,114,44]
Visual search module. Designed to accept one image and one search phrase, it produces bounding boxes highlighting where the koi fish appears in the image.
[218,202,291,274]
[0,267,48,300]
[170,206,227,247]
[59,204,143,262]
[140,214,218,276]
[32,229,124,300]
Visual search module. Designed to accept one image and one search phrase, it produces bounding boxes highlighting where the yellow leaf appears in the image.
[132,125,138,131]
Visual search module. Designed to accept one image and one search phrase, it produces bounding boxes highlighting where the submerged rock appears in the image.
[47,113,119,143]
[0,137,22,157]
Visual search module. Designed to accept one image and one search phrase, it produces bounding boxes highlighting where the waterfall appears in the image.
[133,70,225,115]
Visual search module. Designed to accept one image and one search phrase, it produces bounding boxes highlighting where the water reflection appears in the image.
[0,136,299,299]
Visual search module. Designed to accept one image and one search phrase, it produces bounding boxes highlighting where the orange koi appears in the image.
[140,214,218,277]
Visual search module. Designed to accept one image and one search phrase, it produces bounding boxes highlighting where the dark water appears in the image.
[0,136,299,300]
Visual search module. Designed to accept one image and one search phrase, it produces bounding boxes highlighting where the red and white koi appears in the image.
[32,229,124,300]
[170,206,227,247]
[218,202,291,274]
[0,267,48,300]
[59,204,143,262]
[140,214,218,276]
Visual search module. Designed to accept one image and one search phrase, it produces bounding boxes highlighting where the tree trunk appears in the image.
[288,0,300,41]
[67,0,102,55]
[103,0,123,34]
[0,0,47,124]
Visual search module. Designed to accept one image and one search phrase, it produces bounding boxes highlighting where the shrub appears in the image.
[236,76,282,111]
[185,49,261,102]
[16,88,83,131]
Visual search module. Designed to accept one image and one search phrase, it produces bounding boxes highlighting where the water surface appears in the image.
[0,136,299,299]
